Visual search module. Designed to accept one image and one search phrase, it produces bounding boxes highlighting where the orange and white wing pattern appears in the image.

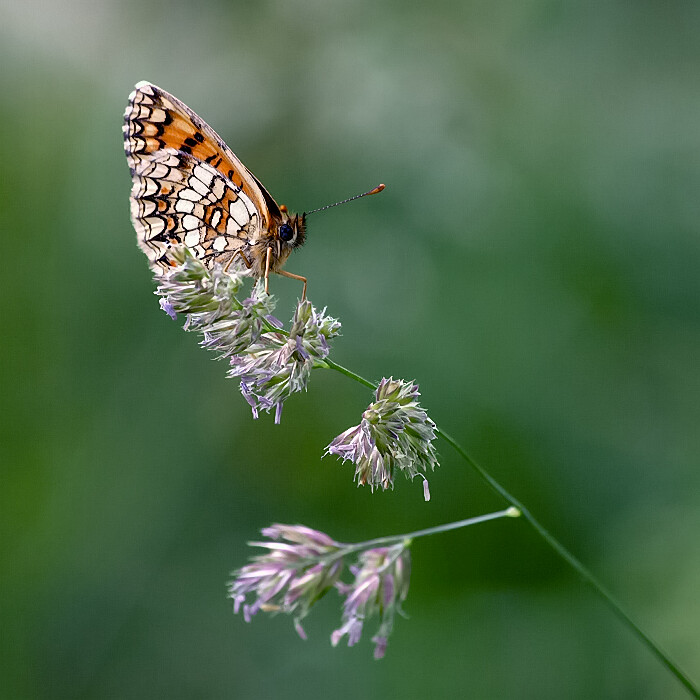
[123,81,281,274]
[126,148,262,271]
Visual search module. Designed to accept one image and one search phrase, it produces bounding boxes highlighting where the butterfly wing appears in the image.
[128,148,266,272]
[123,81,283,273]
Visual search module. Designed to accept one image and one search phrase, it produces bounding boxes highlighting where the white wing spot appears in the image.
[182,214,200,230]
[146,162,172,179]
[180,188,200,202]
[193,165,215,188]
[151,108,167,123]
[144,217,165,237]
[238,190,255,214]
[211,178,227,200]
[140,200,156,217]
[139,178,159,197]
[226,217,240,235]
[161,151,181,167]
[175,198,194,214]
[212,236,227,252]
[189,177,210,197]
[229,198,250,226]
[184,231,201,247]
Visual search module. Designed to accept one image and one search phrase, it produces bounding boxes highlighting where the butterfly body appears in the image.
[123,81,306,293]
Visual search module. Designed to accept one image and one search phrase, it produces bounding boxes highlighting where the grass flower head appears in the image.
[153,247,341,423]
[326,377,438,498]
[228,299,341,423]
[332,542,411,659]
[227,524,344,639]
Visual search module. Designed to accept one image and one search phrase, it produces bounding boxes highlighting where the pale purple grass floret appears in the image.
[326,378,438,498]
[153,248,340,423]
[228,525,411,658]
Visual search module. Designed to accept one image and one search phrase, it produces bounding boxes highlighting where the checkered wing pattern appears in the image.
[123,81,281,273]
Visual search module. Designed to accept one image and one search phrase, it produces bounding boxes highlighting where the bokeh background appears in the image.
[2,1,699,698]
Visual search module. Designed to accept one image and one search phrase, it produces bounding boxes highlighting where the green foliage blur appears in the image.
[2,1,699,698]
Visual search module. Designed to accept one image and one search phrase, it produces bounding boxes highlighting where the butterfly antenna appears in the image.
[305,183,385,216]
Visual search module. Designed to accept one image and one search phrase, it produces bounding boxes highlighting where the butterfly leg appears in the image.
[264,246,272,294]
[223,249,252,273]
[276,269,308,301]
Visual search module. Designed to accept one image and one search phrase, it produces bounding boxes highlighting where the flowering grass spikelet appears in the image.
[155,246,247,327]
[227,524,344,639]
[152,246,341,423]
[200,279,277,358]
[332,542,411,659]
[228,300,341,423]
[326,377,438,498]
[227,511,516,657]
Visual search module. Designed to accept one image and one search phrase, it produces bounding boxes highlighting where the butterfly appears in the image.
[123,81,383,299]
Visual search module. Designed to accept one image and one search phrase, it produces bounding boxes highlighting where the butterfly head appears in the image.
[276,210,306,250]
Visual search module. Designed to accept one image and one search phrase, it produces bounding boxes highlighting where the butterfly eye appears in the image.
[279,223,294,242]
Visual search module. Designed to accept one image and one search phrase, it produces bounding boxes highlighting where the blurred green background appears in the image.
[2,1,699,698]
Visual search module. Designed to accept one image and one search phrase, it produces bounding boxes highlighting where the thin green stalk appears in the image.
[321,358,375,390]
[322,359,699,698]
[345,506,520,553]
